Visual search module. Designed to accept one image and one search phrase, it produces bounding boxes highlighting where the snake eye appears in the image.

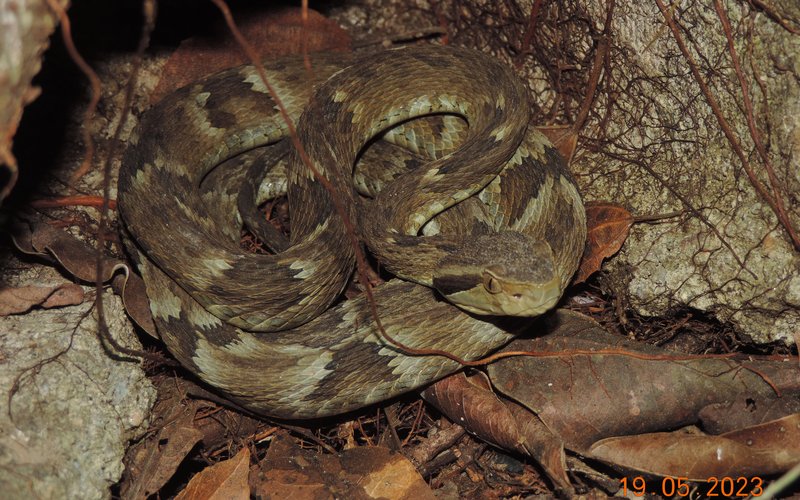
[483,274,503,294]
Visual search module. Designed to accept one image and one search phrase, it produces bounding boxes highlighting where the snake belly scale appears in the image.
[117,45,586,419]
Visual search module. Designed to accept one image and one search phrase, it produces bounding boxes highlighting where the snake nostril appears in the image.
[513,293,522,299]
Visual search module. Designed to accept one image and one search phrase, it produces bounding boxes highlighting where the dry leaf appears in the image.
[572,201,633,284]
[699,396,800,434]
[0,283,84,315]
[151,7,352,102]
[423,372,572,494]
[253,432,434,500]
[720,412,800,469]
[535,125,578,164]
[487,310,797,452]
[122,406,205,499]
[176,448,250,500]
[589,413,800,480]
[423,372,523,453]
[11,221,157,336]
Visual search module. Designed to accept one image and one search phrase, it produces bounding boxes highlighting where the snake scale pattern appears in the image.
[117,45,586,419]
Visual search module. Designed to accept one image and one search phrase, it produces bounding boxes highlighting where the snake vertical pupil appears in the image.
[483,274,503,294]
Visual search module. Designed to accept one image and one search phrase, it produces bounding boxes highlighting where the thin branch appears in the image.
[571,0,614,133]
[748,0,800,35]
[514,0,543,68]
[30,195,116,210]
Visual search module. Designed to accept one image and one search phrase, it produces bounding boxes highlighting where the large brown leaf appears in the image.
[122,405,205,500]
[487,310,797,453]
[0,283,84,315]
[151,7,352,102]
[11,220,157,337]
[422,372,572,494]
[589,413,800,479]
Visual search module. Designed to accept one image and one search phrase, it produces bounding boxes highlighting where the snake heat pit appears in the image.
[117,45,586,419]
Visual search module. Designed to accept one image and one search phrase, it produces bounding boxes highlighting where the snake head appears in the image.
[432,232,562,317]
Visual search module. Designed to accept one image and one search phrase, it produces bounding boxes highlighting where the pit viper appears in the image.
[117,45,586,419]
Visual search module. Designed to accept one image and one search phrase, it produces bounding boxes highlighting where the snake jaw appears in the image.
[439,275,563,317]
[432,233,563,317]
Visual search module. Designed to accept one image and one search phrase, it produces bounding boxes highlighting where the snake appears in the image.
[117,45,586,419]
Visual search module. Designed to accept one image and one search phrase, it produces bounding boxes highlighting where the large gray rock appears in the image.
[581,0,800,343]
[0,263,155,499]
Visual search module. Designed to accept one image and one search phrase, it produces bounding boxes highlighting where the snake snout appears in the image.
[432,232,562,317]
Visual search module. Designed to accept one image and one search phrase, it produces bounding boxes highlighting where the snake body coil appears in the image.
[118,46,586,419]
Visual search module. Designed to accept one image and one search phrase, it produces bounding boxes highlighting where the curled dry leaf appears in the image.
[122,404,205,500]
[422,373,572,494]
[0,283,84,316]
[10,220,157,337]
[423,372,522,453]
[572,201,633,284]
[176,447,250,500]
[535,125,578,165]
[699,395,800,434]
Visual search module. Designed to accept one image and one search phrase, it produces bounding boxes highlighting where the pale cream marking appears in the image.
[174,197,217,229]
[147,285,182,321]
[490,121,515,141]
[435,95,464,113]
[428,201,446,215]
[205,303,234,320]
[421,218,441,236]
[524,130,550,159]
[339,299,365,328]
[333,89,349,103]
[451,188,474,202]
[182,92,225,144]
[290,259,317,280]
[241,72,306,126]
[186,302,223,330]
[511,176,554,232]
[203,257,234,273]
[408,96,434,116]
[410,213,428,231]
[132,164,153,188]
[193,334,334,399]
[507,143,531,167]
[242,71,270,95]
[420,167,445,184]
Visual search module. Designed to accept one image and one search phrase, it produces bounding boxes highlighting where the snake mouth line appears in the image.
[439,279,563,317]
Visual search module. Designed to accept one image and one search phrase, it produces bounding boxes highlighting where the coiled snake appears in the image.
[117,45,586,419]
